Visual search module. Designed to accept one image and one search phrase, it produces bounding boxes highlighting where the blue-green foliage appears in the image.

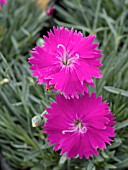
[0,0,128,169]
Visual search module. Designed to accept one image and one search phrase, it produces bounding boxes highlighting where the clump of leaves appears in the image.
[0,0,128,170]
[0,0,49,61]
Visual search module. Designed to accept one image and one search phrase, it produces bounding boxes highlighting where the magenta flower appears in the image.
[29,27,103,98]
[0,0,7,10]
[43,93,116,159]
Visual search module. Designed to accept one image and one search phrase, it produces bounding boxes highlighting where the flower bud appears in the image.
[0,78,9,85]
[46,6,55,16]
[32,115,43,127]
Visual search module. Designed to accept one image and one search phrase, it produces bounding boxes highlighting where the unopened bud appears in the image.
[32,115,43,127]
[46,6,55,16]
[0,78,9,85]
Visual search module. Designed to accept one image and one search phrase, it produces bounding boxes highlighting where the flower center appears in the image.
[57,44,79,66]
[62,119,87,134]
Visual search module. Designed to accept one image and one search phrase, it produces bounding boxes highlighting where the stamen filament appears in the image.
[62,121,87,134]
[57,44,79,66]
[68,54,79,63]
[62,128,76,134]
[57,44,67,64]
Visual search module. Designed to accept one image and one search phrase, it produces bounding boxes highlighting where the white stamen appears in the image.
[78,124,87,133]
[57,44,79,66]
[62,121,87,134]
[68,53,79,64]
[62,128,76,134]
[57,44,67,63]
[75,53,80,59]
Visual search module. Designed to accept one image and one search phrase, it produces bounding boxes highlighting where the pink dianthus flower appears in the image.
[43,93,116,159]
[0,0,7,10]
[29,27,103,98]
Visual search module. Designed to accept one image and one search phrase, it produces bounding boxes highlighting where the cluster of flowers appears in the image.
[0,0,7,10]
[29,27,116,159]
